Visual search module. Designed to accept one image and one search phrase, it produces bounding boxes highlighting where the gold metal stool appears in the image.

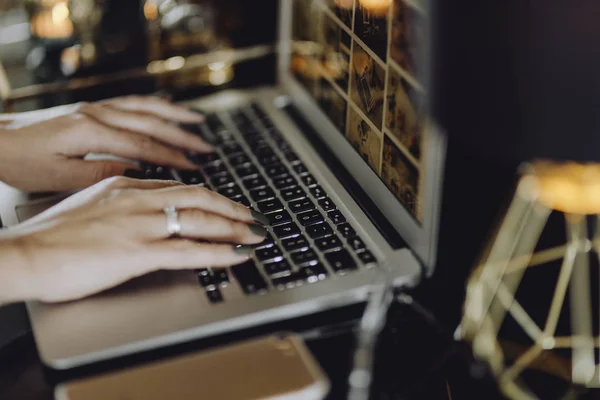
[458,162,600,399]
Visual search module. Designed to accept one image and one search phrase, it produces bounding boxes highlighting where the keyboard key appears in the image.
[273,222,301,239]
[265,164,288,178]
[250,103,267,119]
[219,185,243,199]
[199,274,216,288]
[210,173,235,188]
[260,116,275,128]
[180,122,203,135]
[348,237,366,251]
[179,170,206,185]
[299,263,329,282]
[206,288,224,304]
[205,113,226,133]
[218,130,236,144]
[250,187,276,202]
[189,152,220,166]
[242,176,268,190]
[234,196,251,207]
[310,186,326,199]
[222,143,243,155]
[248,140,269,151]
[241,127,261,139]
[358,251,377,265]
[230,109,252,128]
[258,154,280,166]
[291,249,319,266]
[328,210,346,225]
[293,163,309,175]
[197,268,210,276]
[297,210,324,226]
[257,199,284,214]
[255,246,283,261]
[228,153,251,166]
[212,268,230,284]
[264,259,292,277]
[254,145,275,156]
[318,198,336,211]
[281,187,305,202]
[306,223,334,239]
[275,135,289,146]
[254,233,275,249]
[231,260,268,294]
[315,235,343,251]
[272,273,304,289]
[284,150,300,163]
[142,164,173,180]
[266,210,292,226]
[265,126,281,137]
[282,235,310,252]
[326,249,357,273]
[273,175,298,190]
[124,169,148,180]
[301,175,318,187]
[204,163,228,177]
[274,139,289,151]
[338,223,356,239]
[289,198,315,213]
[235,165,260,178]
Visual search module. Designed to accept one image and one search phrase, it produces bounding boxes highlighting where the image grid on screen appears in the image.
[291,0,428,223]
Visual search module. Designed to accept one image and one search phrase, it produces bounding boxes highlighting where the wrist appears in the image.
[0,234,35,304]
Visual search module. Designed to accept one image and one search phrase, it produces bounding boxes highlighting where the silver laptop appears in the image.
[24,0,445,369]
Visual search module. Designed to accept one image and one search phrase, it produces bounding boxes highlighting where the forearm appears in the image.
[0,104,80,129]
[0,235,34,305]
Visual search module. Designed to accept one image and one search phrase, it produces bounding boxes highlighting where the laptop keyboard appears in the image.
[130,103,378,304]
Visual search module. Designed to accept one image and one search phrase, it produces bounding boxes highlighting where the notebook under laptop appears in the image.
[26,0,445,369]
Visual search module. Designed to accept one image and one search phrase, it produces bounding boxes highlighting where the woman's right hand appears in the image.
[0,177,268,304]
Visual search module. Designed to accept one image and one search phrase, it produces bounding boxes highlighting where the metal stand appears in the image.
[459,163,600,399]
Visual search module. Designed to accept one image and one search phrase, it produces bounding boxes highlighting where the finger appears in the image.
[139,241,252,272]
[141,209,267,243]
[124,185,267,225]
[106,176,184,190]
[80,103,213,153]
[44,160,136,191]
[74,119,198,170]
[100,96,205,123]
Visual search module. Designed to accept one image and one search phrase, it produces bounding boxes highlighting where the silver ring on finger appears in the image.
[164,206,182,237]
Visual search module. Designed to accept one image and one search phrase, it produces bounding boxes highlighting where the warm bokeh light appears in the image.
[358,0,391,17]
[143,2,159,21]
[30,0,73,39]
[51,1,69,25]
[334,0,354,9]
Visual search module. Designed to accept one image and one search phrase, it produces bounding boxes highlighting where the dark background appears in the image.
[0,0,573,398]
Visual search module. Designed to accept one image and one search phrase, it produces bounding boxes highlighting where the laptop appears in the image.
[25,0,445,369]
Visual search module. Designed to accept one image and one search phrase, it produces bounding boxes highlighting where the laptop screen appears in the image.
[281,0,444,270]
[289,0,428,223]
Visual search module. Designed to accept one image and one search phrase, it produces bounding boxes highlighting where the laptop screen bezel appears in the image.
[275,0,446,271]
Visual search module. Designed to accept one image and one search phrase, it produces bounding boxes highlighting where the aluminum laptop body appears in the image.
[26,0,446,369]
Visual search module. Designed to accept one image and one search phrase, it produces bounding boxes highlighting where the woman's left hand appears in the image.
[0,95,213,192]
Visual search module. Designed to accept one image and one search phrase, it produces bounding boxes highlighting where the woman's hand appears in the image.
[0,95,213,193]
[0,177,268,303]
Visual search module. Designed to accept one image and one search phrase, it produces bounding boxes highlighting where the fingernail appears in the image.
[233,245,253,255]
[251,210,270,226]
[248,224,268,238]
